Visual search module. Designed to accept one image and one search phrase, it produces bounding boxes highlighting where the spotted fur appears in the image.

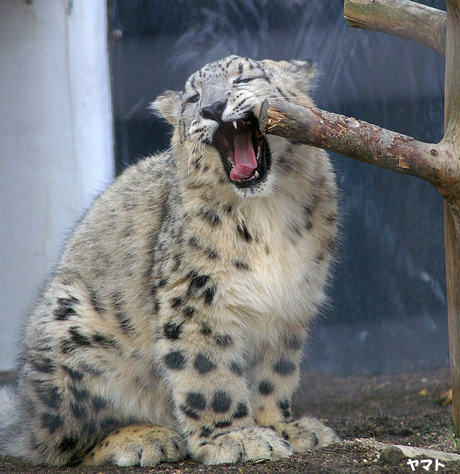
[0,55,339,467]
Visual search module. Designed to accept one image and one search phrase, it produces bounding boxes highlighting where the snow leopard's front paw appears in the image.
[82,423,187,467]
[271,416,340,452]
[192,426,293,465]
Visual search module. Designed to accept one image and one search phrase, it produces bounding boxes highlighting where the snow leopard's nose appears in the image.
[201,100,227,123]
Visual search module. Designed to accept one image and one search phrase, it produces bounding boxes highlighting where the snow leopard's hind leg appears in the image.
[82,424,187,467]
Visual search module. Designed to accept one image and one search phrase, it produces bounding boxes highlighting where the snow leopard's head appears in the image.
[153,55,316,198]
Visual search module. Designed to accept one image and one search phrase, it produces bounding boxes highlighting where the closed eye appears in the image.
[186,93,200,104]
[233,76,255,85]
[234,75,269,85]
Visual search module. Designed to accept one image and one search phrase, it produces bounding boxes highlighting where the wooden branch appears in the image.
[259,100,459,202]
[344,0,447,56]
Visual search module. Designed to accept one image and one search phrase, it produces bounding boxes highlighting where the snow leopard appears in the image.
[0,55,339,467]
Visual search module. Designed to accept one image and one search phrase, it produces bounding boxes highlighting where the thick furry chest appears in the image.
[178,198,326,332]
[223,231,318,325]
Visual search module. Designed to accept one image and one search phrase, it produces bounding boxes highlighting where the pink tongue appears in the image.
[229,132,257,181]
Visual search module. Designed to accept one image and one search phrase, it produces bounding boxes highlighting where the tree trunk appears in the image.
[444,0,460,437]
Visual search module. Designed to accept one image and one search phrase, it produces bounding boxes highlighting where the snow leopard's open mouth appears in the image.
[212,115,271,188]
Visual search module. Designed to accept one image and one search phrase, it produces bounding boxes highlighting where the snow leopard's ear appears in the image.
[150,91,181,126]
[261,59,317,93]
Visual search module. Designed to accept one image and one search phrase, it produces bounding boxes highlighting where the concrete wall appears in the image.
[0,0,114,370]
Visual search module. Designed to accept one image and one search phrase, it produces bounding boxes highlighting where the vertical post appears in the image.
[444,0,460,437]
[445,202,460,436]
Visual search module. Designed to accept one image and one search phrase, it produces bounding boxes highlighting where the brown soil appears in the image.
[0,368,458,473]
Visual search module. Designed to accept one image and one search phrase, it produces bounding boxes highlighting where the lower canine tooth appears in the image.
[254,170,259,178]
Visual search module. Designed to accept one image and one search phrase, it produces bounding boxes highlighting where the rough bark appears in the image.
[259,100,459,202]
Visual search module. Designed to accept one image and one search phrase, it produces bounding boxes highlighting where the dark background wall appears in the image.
[107,0,448,375]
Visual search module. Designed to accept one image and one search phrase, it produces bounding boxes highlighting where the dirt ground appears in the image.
[0,367,458,473]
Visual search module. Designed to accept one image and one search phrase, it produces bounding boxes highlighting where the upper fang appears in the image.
[233,121,238,129]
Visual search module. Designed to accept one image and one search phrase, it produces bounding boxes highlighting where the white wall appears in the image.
[0,0,114,370]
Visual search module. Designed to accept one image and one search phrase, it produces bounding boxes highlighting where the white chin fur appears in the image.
[232,171,274,198]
